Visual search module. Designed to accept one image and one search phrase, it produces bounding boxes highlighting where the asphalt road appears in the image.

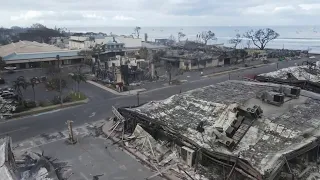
[0,65,93,102]
[0,59,317,143]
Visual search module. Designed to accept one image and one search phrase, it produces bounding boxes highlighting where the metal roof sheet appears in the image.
[3,51,80,61]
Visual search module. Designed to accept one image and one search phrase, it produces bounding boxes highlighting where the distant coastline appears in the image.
[68,26,320,54]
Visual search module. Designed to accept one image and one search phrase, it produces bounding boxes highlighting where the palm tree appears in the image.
[69,72,86,93]
[29,77,37,101]
[69,73,76,91]
[13,76,28,105]
[134,26,141,38]
[0,56,6,71]
[75,73,87,92]
[78,49,93,67]
[92,43,106,73]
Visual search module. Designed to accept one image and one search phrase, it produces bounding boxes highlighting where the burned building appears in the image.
[160,41,232,71]
[0,137,17,180]
[256,61,320,94]
[116,81,320,179]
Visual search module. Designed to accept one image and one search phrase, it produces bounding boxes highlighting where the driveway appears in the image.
[16,135,163,180]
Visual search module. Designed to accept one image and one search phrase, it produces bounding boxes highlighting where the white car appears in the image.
[4,66,17,70]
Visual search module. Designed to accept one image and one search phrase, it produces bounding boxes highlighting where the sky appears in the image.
[1,0,320,28]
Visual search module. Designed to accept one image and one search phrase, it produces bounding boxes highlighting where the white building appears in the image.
[68,35,142,52]
[107,55,145,68]
[0,41,83,69]
[117,36,142,50]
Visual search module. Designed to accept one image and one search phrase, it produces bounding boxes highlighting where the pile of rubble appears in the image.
[118,80,320,179]
[259,62,320,82]
[0,136,64,180]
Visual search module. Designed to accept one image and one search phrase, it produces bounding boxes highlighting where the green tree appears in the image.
[43,55,67,104]
[243,28,279,50]
[70,73,87,93]
[13,76,28,105]
[19,23,65,43]
[29,77,37,101]
[78,49,94,72]
[69,66,87,93]
[134,26,141,38]
[0,56,6,71]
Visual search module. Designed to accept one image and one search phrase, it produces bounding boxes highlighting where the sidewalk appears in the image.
[102,120,179,180]
[87,80,146,96]
[203,63,267,78]
[202,59,278,76]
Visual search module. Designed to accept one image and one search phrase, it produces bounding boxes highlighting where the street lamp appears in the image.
[137,92,140,106]
[56,55,63,105]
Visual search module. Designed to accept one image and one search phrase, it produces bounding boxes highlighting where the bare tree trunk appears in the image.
[32,87,35,102]
[58,59,63,105]
[59,76,62,104]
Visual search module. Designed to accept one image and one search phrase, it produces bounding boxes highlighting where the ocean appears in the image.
[68,26,320,54]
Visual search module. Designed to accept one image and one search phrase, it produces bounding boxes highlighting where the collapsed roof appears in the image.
[0,137,15,180]
[259,62,320,82]
[121,81,320,179]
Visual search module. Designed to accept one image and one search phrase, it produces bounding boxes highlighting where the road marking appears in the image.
[80,172,90,180]
[89,112,96,118]
[0,126,29,136]
[33,109,62,117]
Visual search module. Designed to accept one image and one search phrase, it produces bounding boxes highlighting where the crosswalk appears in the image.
[13,120,105,152]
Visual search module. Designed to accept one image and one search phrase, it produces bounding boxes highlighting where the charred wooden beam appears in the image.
[118,107,263,180]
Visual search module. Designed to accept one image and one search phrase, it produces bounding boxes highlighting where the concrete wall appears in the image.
[179,59,191,70]
[206,59,221,67]
[69,40,85,50]
[177,58,223,70]
[69,36,141,50]
[118,36,142,48]
[108,60,121,67]
[107,56,145,68]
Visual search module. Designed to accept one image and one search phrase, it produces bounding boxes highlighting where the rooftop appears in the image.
[142,42,167,49]
[0,41,65,57]
[124,81,320,177]
[3,50,80,61]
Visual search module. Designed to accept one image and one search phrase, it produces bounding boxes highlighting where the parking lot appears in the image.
[0,65,117,117]
[0,65,115,119]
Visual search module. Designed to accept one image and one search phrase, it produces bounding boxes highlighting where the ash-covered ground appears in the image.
[128,81,320,176]
[259,63,320,82]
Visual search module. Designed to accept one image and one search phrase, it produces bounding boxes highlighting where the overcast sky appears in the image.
[2,0,320,28]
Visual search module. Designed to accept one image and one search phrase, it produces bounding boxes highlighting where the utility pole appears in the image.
[137,92,140,106]
[56,55,63,105]
[66,120,77,144]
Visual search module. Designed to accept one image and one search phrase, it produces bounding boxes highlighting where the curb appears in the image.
[102,122,173,180]
[204,64,267,78]
[87,80,146,96]
[10,98,89,119]
[87,80,123,95]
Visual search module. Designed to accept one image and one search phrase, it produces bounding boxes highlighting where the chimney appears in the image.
[144,33,148,42]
